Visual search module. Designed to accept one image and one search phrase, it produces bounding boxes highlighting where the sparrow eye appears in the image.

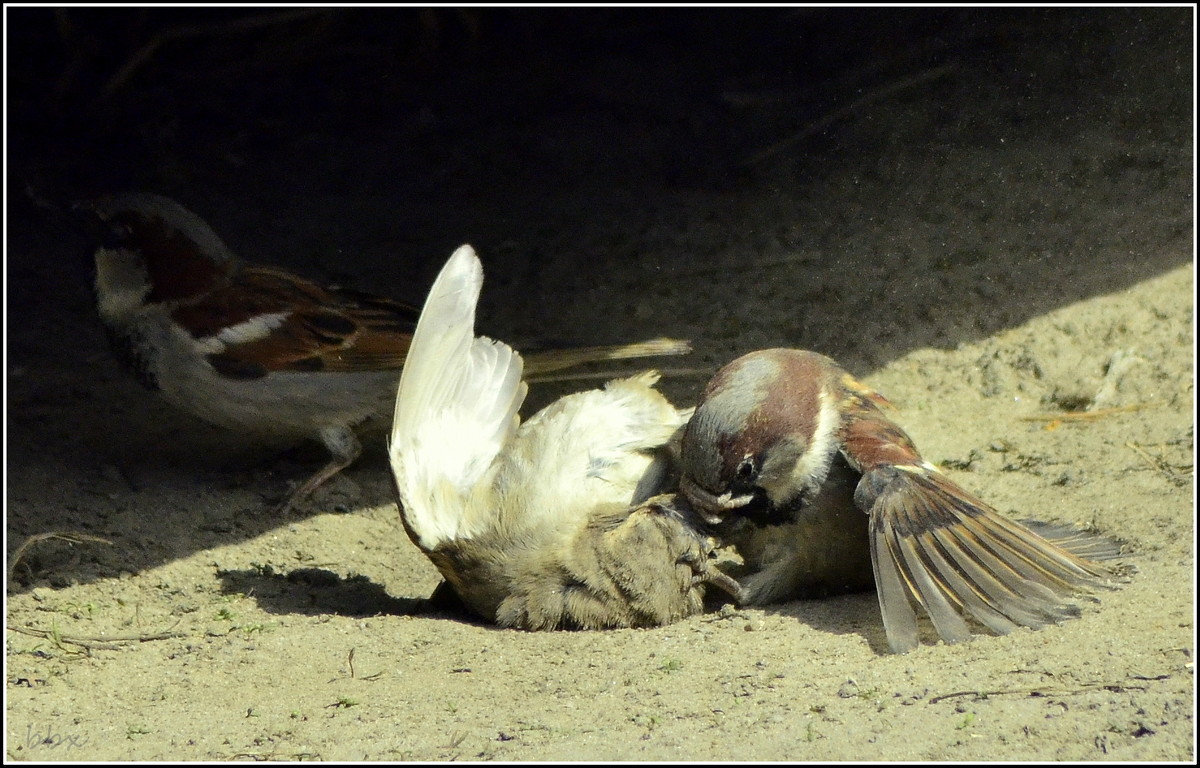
[101,223,133,250]
[735,455,760,483]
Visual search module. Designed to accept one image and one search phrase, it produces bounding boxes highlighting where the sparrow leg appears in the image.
[587,496,746,619]
[276,426,362,514]
[679,549,747,604]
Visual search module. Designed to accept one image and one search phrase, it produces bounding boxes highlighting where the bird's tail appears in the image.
[522,338,692,377]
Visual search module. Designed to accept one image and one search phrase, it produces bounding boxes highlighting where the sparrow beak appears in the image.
[679,475,756,524]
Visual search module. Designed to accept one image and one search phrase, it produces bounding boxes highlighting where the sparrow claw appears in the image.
[639,495,747,602]
[696,565,748,602]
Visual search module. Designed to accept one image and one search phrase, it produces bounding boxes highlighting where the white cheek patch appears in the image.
[788,387,840,494]
[94,247,152,320]
[195,312,291,354]
[97,283,151,322]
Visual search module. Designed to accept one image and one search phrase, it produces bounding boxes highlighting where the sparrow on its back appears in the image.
[388,244,739,628]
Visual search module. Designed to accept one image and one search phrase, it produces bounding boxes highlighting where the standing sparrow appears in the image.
[678,348,1124,653]
[86,192,690,512]
[388,244,740,628]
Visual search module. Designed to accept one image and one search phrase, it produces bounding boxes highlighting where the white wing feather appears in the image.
[389,245,528,551]
[492,371,689,539]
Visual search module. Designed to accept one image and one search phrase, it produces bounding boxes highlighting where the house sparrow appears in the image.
[388,244,740,629]
[678,348,1124,653]
[85,192,691,512]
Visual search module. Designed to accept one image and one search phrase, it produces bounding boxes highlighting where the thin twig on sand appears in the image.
[8,531,113,583]
[7,623,185,651]
[744,64,958,167]
[1018,403,1155,423]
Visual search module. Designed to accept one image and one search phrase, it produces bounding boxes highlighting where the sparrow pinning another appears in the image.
[679,348,1126,653]
[85,193,691,512]
[388,245,740,629]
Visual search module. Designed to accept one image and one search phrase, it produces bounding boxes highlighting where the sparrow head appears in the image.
[85,192,239,320]
[679,349,844,524]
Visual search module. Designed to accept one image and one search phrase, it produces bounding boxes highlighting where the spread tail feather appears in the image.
[522,338,692,376]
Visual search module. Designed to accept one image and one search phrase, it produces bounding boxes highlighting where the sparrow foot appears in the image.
[274,426,362,514]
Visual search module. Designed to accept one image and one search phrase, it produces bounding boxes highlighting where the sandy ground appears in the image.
[5,7,1195,762]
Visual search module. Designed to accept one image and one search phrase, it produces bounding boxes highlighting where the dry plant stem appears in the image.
[7,531,113,583]
[929,674,1171,704]
[98,8,329,101]
[525,366,715,384]
[744,64,958,166]
[1018,403,1155,422]
[8,623,186,650]
[1125,441,1191,484]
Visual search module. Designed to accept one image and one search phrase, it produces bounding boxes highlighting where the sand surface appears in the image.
[6,7,1194,761]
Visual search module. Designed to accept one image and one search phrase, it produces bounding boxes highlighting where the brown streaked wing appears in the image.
[863,466,1117,651]
[840,373,897,413]
[171,267,325,339]
[881,485,973,645]
[318,286,419,371]
[187,268,416,374]
[839,409,925,474]
[923,523,1059,631]
[1019,519,1127,562]
[920,471,1116,588]
[870,513,921,653]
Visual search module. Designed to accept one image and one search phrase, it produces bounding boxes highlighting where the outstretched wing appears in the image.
[389,245,528,551]
[856,463,1119,654]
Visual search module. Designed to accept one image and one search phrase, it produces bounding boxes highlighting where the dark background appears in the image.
[8,7,1190,313]
[6,6,1193,506]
